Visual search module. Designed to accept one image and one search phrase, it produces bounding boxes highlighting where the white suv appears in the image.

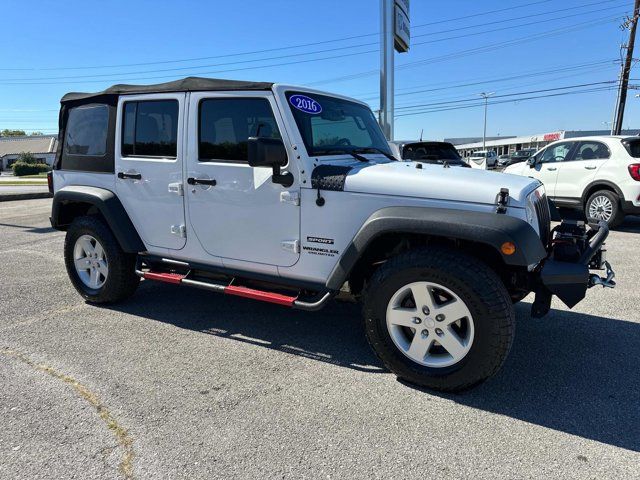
[504,136,640,227]
[49,77,615,392]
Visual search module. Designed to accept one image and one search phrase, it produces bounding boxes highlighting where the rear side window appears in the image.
[623,139,640,158]
[199,98,281,162]
[64,105,109,156]
[122,100,179,158]
[573,141,610,160]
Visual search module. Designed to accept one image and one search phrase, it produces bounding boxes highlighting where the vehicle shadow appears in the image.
[105,284,640,451]
[616,214,640,233]
[558,209,640,233]
[0,222,56,234]
[417,301,640,452]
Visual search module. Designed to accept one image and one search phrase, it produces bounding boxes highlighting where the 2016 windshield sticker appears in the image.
[290,94,322,114]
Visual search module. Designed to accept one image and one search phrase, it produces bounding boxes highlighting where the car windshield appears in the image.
[512,150,533,157]
[401,142,462,162]
[472,152,487,157]
[286,91,392,157]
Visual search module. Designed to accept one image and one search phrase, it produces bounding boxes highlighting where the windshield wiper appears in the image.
[352,147,398,161]
[348,151,370,162]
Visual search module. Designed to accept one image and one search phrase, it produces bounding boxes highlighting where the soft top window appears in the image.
[122,100,178,158]
[64,104,108,156]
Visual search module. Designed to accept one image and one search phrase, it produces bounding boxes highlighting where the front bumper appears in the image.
[531,220,615,318]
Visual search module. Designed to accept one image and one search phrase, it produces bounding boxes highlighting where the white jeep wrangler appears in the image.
[50,77,615,392]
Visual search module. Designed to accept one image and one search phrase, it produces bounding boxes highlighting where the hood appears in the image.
[340,159,540,207]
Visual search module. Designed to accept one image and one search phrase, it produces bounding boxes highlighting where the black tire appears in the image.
[585,190,624,228]
[362,247,514,392]
[64,215,139,303]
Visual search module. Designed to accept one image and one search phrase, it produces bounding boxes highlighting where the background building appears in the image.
[0,135,58,171]
[447,130,640,157]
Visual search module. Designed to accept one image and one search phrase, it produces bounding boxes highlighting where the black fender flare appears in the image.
[326,206,547,290]
[581,180,625,206]
[51,186,145,253]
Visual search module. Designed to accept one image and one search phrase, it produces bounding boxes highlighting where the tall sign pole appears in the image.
[380,0,410,141]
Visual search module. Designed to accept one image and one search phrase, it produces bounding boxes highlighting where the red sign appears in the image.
[543,132,562,141]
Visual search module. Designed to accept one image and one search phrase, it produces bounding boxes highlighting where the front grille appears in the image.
[534,192,551,246]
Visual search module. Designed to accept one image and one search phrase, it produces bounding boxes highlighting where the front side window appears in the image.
[286,91,391,157]
[573,141,610,161]
[199,98,281,162]
[122,100,178,158]
[540,142,574,163]
[64,104,109,156]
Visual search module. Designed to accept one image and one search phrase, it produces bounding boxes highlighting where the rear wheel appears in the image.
[586,190,624,228]
[64,215,139,303]
[363,247,514,392]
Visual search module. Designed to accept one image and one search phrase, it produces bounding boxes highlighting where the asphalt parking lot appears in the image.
[1,198,639,479]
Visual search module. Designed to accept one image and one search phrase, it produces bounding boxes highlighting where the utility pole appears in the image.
[479,92,494,152]
[380,0,395,140]
[613,0,640,135]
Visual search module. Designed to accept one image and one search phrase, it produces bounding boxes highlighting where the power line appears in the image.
[394,80,618,110]
[1,2,625,83]
[395,86,618,117]
[356,59,618,101]
[0,0,560,73]
[309,14,624,86]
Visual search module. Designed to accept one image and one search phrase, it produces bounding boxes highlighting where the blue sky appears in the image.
[1,0,637,140]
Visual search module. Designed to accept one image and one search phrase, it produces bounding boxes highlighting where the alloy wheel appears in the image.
[588,195,613,222]
[73,234,108,289]
[386,281,474,368]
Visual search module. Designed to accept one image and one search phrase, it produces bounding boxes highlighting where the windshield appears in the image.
[472,152,487,157]
[401,142,462,161]
[512,150,533,158]
[286,91,391,157]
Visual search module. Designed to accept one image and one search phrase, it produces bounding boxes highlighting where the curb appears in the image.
[0,192,52,202]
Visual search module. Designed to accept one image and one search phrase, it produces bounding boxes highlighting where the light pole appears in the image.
[479,92,494,152]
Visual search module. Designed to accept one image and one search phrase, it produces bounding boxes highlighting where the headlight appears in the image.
[525,187,544,235]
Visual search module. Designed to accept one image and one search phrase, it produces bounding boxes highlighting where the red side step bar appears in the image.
[142,272,186,284]
[224,285,296,307]
[137,268,332,311]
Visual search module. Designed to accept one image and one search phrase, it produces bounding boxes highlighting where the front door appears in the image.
[115,94,187,250]
[528,141,576,196]
[554,140,609,200]
[186,92,300,267]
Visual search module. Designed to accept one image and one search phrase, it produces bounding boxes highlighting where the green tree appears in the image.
[0,129,26,137]
[29,131,44,136]
[16,151,37,164]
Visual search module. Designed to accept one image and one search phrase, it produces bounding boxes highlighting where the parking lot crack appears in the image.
[0,348,135,479]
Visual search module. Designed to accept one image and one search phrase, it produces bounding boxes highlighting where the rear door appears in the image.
[554,140,610,200]
[115,94,186,250]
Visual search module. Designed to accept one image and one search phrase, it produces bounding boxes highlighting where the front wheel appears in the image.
[64,215,140,303]
[363,247,514,392]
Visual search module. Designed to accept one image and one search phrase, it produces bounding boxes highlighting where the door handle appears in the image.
[187,177,217,186]
[584,165,597,170]
[117,171,142,180]
[546,167,557,171]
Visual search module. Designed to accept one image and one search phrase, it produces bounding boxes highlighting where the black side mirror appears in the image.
[527,156,537,167]
[247,137,293,187]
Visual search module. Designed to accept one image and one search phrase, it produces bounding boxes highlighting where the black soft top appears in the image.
[61,76,274,103]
